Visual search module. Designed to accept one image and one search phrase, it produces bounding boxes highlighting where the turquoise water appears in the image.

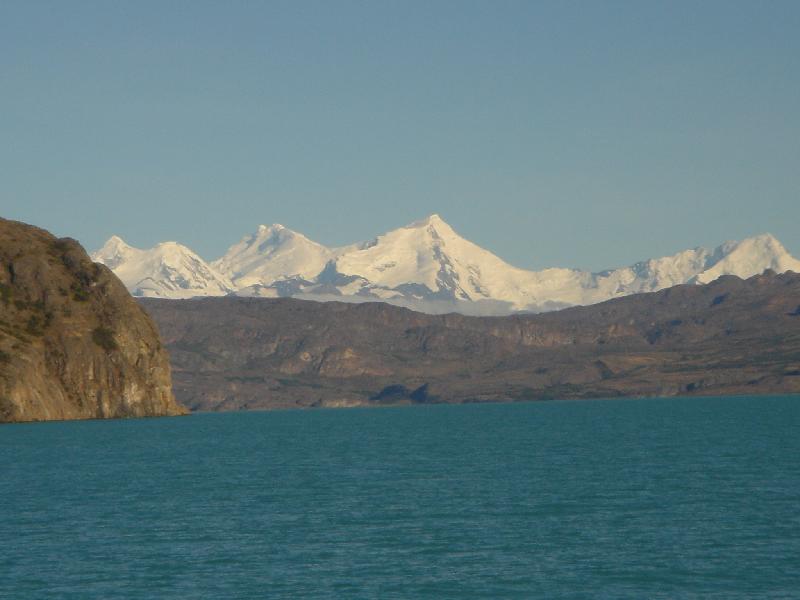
[2,396,799,599]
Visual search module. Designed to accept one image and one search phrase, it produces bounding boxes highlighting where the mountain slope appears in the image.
[92,236,234,299]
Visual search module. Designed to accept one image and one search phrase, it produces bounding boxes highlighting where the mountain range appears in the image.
[140,270,800,411]
[92,215,800,315]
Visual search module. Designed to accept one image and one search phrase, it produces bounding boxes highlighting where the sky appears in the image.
[1,0,798,272]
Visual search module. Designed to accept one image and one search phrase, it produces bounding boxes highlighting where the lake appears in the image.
[2,395,799,598]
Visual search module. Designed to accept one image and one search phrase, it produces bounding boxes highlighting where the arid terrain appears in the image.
[141,270,800,411]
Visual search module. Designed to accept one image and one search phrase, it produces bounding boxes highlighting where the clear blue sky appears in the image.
[1,0,798,271]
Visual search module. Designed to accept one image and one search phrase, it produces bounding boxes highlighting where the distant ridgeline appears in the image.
[94,215,800,315]
[141,270,800,412]
[0,217,186,423]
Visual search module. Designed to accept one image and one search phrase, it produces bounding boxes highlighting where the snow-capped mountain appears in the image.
[692,234,800,284]
[212,224,334,290]
[332,214,545,304]
[587,233,800,299]
[91,236,234,299]
[92,216,800,314]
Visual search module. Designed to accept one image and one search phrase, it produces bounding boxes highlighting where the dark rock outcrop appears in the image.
[0,218,186,423]
[141,270,800,411]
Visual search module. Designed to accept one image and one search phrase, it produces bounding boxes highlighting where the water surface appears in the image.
[2,395,799,598]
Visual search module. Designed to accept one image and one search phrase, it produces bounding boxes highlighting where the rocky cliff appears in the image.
[0,218,186,423]
[141,270,800,411]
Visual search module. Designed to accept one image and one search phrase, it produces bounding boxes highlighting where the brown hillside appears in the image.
[0,218,186,423]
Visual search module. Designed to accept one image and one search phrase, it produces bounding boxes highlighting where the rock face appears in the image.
[141,270,800,411]
[0,218,186,423]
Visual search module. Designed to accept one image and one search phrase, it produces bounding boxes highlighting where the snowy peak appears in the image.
[254,223,289,237]
[402,213,462,244]
[91,237,233,299]
[212,223,333,288]
[101,234,130,250]
[695,233,800,284]
[582,233,800,303]
[92,235,137,270]
[333,214,538,304]
[406,213,450,231]
[336,215,464,292]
